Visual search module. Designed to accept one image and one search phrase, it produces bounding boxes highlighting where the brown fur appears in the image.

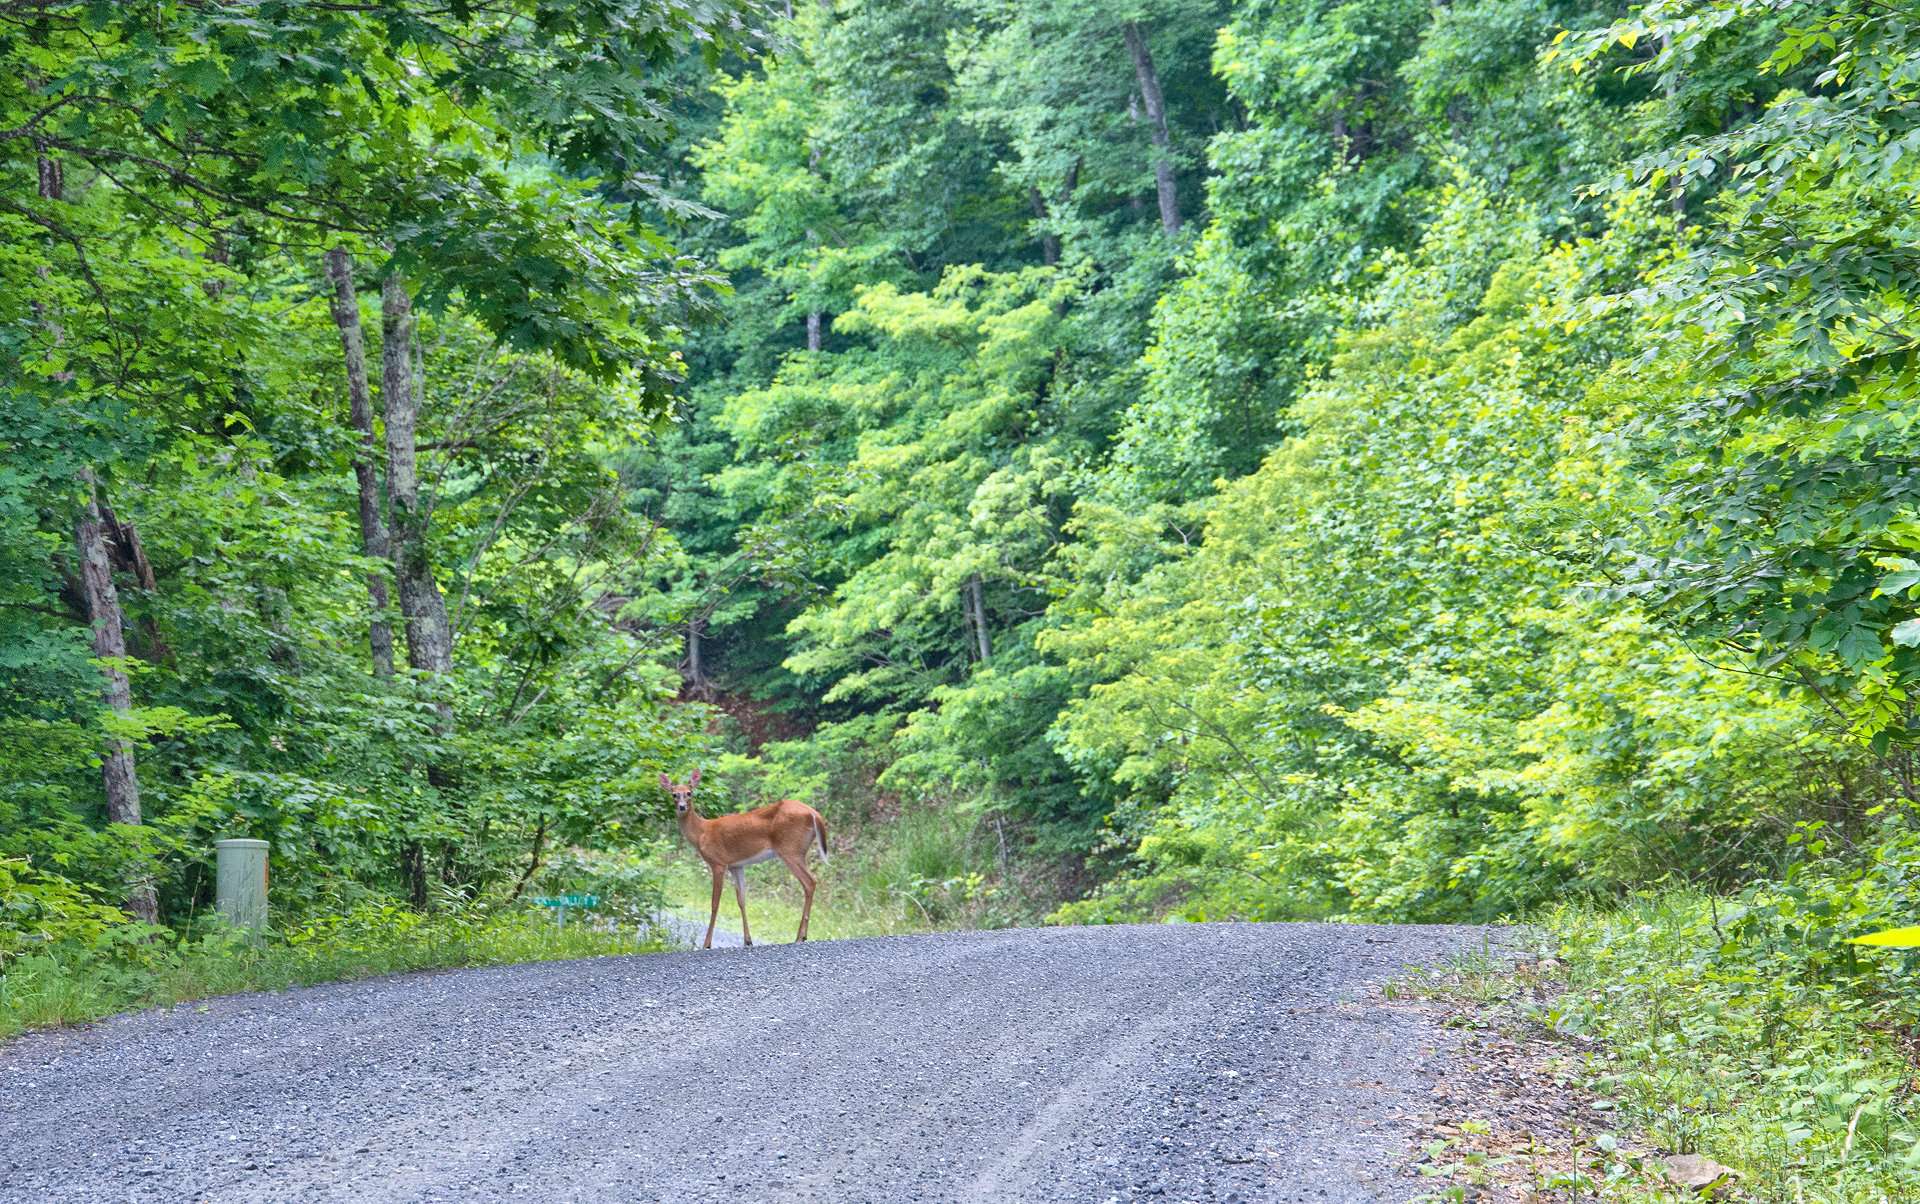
[663,770,829,948]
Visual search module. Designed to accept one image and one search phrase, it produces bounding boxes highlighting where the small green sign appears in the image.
[532,893,599,929]
[534,893,599,908]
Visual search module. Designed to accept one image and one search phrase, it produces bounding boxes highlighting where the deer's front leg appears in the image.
[704,862,724,950]
[731,866,753,947]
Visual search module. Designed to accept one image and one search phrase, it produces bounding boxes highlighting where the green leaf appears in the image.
[1878,570,1920,596]
[1837,625,1883,667]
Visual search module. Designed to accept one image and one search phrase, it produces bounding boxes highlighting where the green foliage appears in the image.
[1560,2,1920,747]
[0,858,129,972]
[0,0,758,955]
[626,0,1920,958]
[1549,879,1920,1200]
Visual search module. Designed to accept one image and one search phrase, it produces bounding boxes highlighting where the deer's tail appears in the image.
[812,811,830,863]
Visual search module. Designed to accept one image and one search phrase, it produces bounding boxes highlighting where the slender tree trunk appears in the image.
[966,573,992,665]
[324,249,396,678]
[1661,32,1687,231]
[43,146,157,923]
[381,273,453,910]
[685,614,712,697]
[805,137,827,350]
[380,274,453,681]
[506,818,548,903]
[401,843,429,910]
[35,148,61,201]
[1028,188,1061,266]
[1122,22,1181,236]
[76,472,159,924]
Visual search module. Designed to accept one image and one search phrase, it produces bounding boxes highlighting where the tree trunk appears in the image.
[506,818,548,903]
[97,499,169,664]
[35,148,62,201]
[685,614,713,697]
[324,249,397,678]
[76,472,159,924]
[97,504,158,593]
[966,573,992,665]
[401,843,429,911]
[1028,188,1061,266]
[381,273,452,912]
[380,274,453,681]
[46,146,156,923]
[1661,32,1686,231]
[805,136,827,350]
[1122,22,1181,236]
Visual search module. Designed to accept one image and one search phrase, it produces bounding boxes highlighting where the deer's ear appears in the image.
[659,772,672,790]
[689,768,702,788]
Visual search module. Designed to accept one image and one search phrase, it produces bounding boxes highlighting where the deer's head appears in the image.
[660,768,702,819]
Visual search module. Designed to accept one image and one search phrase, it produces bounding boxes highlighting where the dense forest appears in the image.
[631,0,1920,934]
[4,0,1920,1187]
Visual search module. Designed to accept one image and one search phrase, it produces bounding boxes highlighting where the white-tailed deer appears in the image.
[661,769,829,948]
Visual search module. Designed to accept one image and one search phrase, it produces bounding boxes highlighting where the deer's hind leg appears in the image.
[777,849,817,942]
[731,865,753,947]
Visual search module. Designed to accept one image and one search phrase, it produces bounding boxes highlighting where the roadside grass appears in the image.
[1545,891,1919,1203]
[0,903,665,1043]
[1396,942,1688,1202]
[2,810,993,1038]
[1404,891,1920,1202]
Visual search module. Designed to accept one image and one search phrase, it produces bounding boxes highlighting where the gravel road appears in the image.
[0,922,1496,1202]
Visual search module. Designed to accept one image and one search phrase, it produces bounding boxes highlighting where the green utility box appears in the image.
[215,838,269,933]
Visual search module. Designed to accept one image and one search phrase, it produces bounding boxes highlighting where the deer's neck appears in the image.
[678,806,709,848]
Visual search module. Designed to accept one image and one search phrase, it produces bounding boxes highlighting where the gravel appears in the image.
[0,921,1498,1202]
[650,909,744,950]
